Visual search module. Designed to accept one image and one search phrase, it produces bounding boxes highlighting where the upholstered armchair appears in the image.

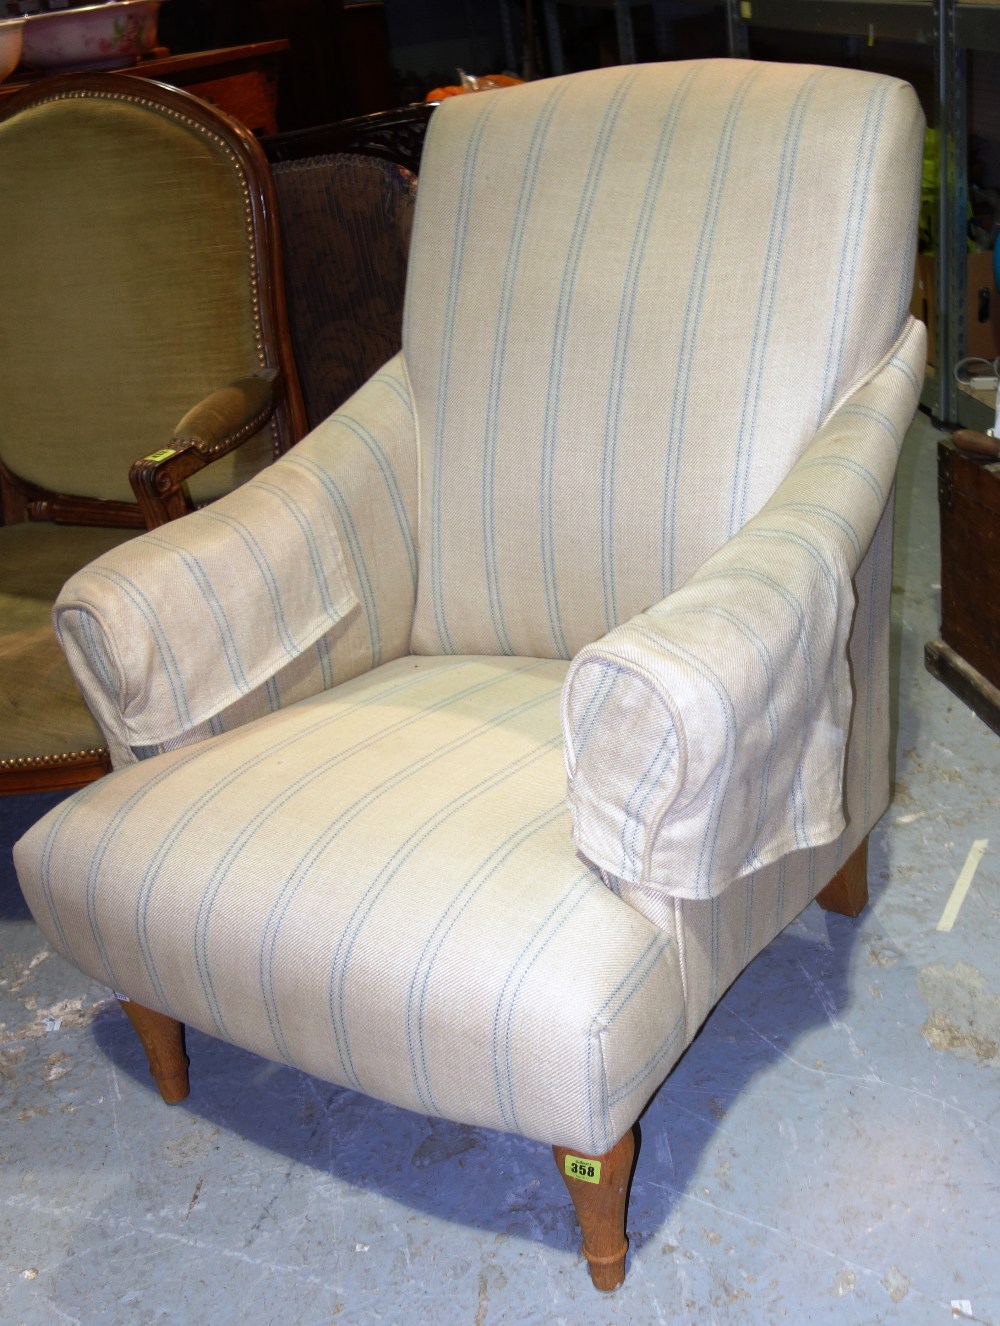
[14,60,925,1288]
[0,73,305,793]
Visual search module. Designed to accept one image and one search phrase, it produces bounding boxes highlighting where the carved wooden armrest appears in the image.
[129,368,283,529]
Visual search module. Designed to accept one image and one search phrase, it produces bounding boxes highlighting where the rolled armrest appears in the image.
[130,369,282,528]
[56,356,419,767]
[562,318,926,902]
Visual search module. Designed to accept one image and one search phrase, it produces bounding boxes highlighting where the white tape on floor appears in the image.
[937,840,989,933]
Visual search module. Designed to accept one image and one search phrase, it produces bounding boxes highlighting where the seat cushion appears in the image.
[0,523,134,762]
[15,655,684,1152]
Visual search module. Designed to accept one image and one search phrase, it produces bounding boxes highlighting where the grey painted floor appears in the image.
[2,411,998,1326]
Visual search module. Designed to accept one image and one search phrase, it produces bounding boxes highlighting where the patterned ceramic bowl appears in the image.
[0,16,25,83]
[21,0,161,72]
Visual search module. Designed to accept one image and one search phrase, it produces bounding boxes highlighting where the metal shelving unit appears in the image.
[727,0,999,428]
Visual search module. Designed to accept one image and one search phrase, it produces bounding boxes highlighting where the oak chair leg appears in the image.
[816,838,869,917]
[118,998,190,1104]
[553,1126,637,1290]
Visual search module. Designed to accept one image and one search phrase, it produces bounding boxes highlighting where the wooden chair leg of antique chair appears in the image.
[553,1126,637,1290]
[816,838,869,918]
[118,998,190,1104]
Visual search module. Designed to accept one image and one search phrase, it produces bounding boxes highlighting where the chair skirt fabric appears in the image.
[15,654,684,1154]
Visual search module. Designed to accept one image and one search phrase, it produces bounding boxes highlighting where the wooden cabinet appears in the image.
[0,41,290,135]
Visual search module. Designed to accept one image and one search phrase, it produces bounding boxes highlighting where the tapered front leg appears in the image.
[816,839,869,918]
[553,1126,637,1290]
[118,999,190,1103]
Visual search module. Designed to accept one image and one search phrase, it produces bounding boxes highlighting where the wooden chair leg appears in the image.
[553,1126,637,1290]
[816,838,869,918]
[118,998,190,1104]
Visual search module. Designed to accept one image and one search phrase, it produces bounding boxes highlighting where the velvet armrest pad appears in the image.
[562,318,926,902]
[171,369,278,458]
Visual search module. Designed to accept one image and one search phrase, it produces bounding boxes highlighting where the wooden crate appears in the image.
[925,435,1000,735]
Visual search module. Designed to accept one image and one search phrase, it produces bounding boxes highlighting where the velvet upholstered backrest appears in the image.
[404,59,924,661]
[0,79,281,508]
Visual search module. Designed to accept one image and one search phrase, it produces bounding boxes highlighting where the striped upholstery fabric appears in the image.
[15,656,683,1153]
[53,357,418,767]
[406,60,923,660]
[563,318,925,902]
[13,60,924,1160]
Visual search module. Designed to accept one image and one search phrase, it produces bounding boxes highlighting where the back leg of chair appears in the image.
[816,838,869,917]
[553,1125,637,1290]
[118,998,190,1104]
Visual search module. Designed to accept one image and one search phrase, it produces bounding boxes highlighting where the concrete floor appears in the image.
[1,410,998,1326]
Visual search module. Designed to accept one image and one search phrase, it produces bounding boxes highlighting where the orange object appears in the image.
[425,73,524,103]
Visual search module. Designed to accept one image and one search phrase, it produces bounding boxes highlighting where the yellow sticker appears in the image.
[564,1155,602,1185]
[143,448,177,462]
[739,0,752,17]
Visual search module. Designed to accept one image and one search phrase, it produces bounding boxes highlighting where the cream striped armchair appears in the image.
[14,59,925,1289]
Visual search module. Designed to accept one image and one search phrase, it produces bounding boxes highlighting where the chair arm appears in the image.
[562,318,926,903]
[55,356,419,767]
[130,369,282,529]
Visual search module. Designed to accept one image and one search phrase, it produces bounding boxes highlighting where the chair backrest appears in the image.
[0,73,303,513]
[271,152,416,430]
[405,59,924,661]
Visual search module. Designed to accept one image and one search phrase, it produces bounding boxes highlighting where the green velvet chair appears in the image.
[0,73,306,793]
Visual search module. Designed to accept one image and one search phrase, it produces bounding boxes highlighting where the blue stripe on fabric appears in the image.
[708,894,721,1006]
[570,665,619,766]
[429,99,502,653]
[862,508,890,825]
[583,934,674,1151]
[631,623,737,895]
[318,414,418,588]
[253,481,349,616]
[888,351,920,395]
[77,611,117,697]
[257,665,554,1061]
[264,675,281,713]
[187,661,539,1041]
[742,873,755,967]
[794,452,887,506]
[661,66,761,594]
[680,562,825,855]
[87,567,194,732]
[693,605,781,868]
[816,81,891,425]
[729,528,845,608]
[286,454,383,669]
[727,73,822,538]
[481,81,570,655]
[326,719,564,1093]
[121,659,475,1028]
[643,599,783,868]
[43,736,228,993]
[770,502,863,561]
[406,802,568,1114]
[600,65,701,632]
[200,510,300,660]
[837,403,903,450]
[373,367,416,415]
[492,871,595,1132]
[540,70,641,659]
[620,721,682,880]
[606,1010,684,1111]
[315,634,335,691]
[144,535,251,696]
[895,176,922,331]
